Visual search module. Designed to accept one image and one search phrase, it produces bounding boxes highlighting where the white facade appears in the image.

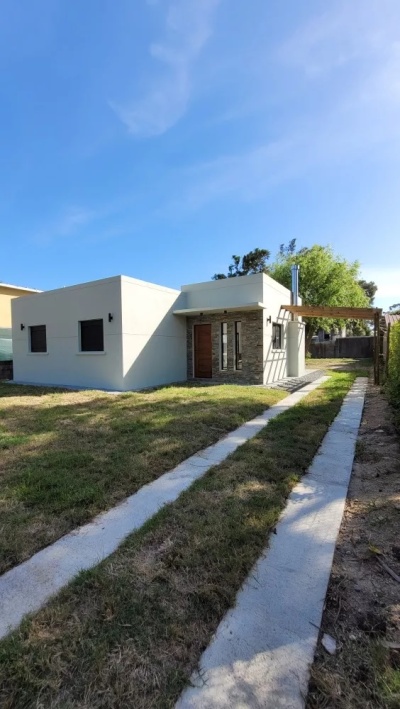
[12,273,305,391]
[12,277,124,390]
[121,277,186,390]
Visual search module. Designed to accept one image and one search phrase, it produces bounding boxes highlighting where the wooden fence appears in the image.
[309,337,374,359]
[0,360,13,380]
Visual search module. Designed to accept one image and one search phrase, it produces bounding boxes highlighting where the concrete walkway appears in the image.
[176,377,367,709]
[266,368,322,393]
[0,377,327,640]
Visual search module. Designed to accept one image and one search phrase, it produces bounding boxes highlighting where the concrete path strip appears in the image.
[176,377,367,709]
[0,376,327,640]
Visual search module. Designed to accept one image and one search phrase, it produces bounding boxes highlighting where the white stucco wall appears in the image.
[121,277,186,390]
[261,275,292,384]
[181,273,264,310]
[287,321,306,377]
[12,277,124,390]
[12,271,304,391]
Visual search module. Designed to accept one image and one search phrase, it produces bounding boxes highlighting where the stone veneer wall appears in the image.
[187,310,264,384]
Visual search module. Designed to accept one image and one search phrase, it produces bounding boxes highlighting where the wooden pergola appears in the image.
[282,305,383,384]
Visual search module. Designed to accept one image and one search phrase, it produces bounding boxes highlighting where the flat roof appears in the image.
[173,302,266,316]
[181,272,290,295]
[0,282,42,293]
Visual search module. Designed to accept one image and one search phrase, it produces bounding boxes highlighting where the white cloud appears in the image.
[56,207,95,235]
[33,205,106,245]
[277,0,400,78]
[167,0,400,210]
[111,0,220,137]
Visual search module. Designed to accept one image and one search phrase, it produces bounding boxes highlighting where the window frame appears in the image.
[234,321,242,370]
[29,325,47,353]
[79,318,104,353]
[272,322,282,350]
[220,321,228,370]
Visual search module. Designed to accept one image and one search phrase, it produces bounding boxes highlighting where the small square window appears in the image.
[272,323,282,350]
[30,325,47,353]
[80,319,104,352]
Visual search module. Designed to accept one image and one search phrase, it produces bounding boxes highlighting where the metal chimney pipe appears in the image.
[291,265,300,306]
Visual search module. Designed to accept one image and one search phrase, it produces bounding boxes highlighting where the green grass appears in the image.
[307,357,373,370]
[309,640,400,709]
[0,382,285,574]
[0,372,360,709]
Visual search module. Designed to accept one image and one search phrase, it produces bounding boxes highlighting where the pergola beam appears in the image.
[282,305,381,320]
[282,304,382,384]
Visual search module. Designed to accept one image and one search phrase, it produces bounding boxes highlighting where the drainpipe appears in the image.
[291,265,300,309]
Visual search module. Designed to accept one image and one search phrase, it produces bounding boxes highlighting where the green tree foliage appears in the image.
[212,248,270,280]
[387,321,400,426]
[269,243,369,347]
[358,279,378,305]
[279,238,297,257]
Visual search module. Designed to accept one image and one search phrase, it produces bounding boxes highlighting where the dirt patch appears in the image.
[307,381,400,708]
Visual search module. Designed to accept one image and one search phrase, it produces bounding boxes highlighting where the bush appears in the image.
[387,322,400,425]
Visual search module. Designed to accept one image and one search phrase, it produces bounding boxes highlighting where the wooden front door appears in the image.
[194,324,212,378]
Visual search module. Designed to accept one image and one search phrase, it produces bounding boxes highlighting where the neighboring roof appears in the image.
[384,312,400,326]
[0,282,42,294]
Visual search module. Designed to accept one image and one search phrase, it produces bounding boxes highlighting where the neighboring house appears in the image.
[11,273,305,390]
[0,283,41,361]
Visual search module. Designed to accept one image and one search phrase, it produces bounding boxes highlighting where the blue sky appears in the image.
[1,0,399,309]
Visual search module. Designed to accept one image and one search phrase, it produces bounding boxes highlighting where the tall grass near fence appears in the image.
[387,321,400,425]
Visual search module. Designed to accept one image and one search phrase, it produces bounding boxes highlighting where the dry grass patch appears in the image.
[0,372,360,708]
[307,380,400,709]
[308,358,373,371]
[0,382,286,574]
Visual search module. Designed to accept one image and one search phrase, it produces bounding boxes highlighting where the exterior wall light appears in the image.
[267,315,272,324]
[20,324,25,330]
[108,313,114,322]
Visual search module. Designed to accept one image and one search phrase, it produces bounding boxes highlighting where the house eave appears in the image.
[173,302,266,316]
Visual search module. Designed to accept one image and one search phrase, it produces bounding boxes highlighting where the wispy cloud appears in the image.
[111,0,220,137]
[167,0,400,211]
[276,0,399,78]
[33,205,109,246]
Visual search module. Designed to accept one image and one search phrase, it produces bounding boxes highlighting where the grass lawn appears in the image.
[0,382,286,575]
[0,371,366,709]
[307,357,373,370]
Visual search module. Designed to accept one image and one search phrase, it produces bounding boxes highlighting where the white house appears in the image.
[11,273,305,391]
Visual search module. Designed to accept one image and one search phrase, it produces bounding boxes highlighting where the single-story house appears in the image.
[11,272,305,391]
[0,282,41,361]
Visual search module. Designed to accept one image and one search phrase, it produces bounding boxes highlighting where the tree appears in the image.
[269,243,370,350]
[279,238,297,257]
[358,279,378,305]
[212,248,270,280]
[389,303,400,314]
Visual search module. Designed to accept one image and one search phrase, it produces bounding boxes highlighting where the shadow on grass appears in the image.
[0,384,285,574]
[0,372,363,708]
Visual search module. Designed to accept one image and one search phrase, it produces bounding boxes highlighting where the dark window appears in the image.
[235,321,242,370]
[221,322,228,370]
[30,325,47,353]
[272,323,282,350]
[80,319,104,352]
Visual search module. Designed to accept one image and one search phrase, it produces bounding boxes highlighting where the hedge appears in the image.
[387,321,400,424]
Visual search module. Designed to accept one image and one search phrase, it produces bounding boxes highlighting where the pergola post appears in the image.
[386,323,391,380]
[373,311,380,385]
[281,304,382,384]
